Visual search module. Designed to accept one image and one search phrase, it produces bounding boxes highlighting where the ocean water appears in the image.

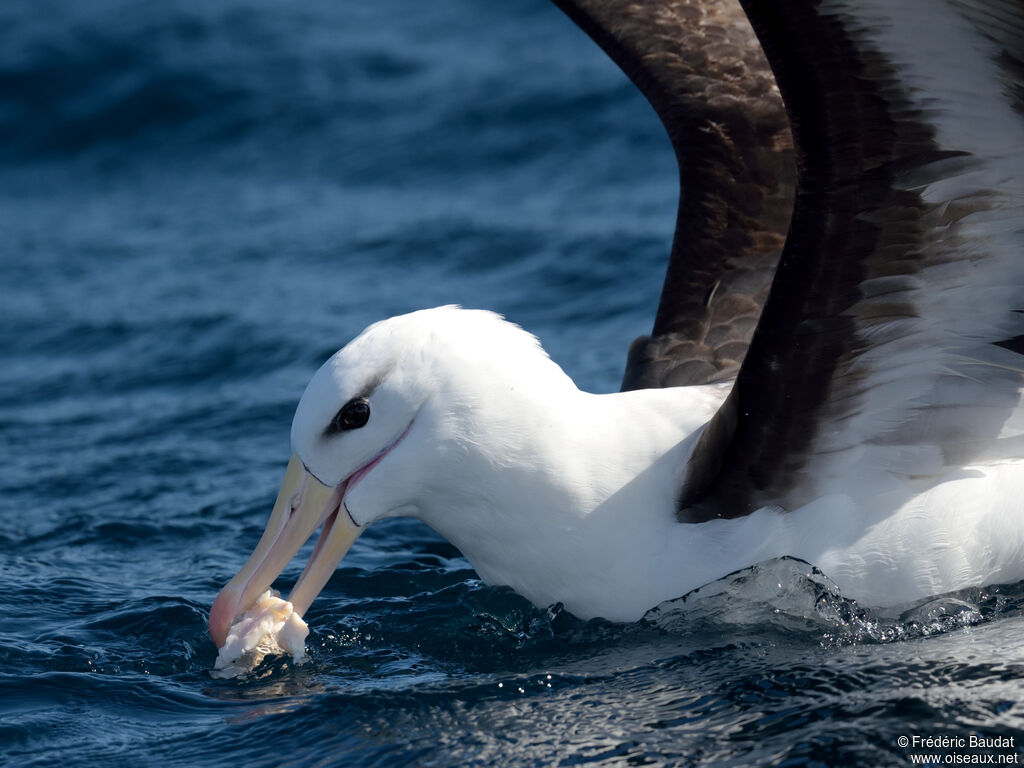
[2,0,1023,766]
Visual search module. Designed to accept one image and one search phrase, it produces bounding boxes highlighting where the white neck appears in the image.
[415,380,736,621]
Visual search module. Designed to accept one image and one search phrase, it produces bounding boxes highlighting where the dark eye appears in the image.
[327,398,370,435]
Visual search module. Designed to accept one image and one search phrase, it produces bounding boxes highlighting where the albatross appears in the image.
[210,0,1024,648]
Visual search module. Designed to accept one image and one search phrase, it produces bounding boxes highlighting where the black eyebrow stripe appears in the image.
[321,370,387,439]
[354,372,385,402]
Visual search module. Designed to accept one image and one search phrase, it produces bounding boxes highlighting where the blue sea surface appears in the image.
[3,0,1024,765]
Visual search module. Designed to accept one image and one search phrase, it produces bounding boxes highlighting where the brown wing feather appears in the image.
[551,0,795,389]
[679,0,1024,521]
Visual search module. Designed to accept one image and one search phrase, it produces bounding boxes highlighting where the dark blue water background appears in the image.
[3,0,1023,765]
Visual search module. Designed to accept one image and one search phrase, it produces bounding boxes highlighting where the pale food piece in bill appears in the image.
[212,589,309,678]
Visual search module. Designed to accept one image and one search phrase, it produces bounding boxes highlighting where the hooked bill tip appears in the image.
[208,586,243,647]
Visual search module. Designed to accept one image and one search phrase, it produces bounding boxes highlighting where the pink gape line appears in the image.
[341,418,415,526]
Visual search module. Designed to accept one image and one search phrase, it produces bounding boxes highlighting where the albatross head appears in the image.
[209,306,574,646]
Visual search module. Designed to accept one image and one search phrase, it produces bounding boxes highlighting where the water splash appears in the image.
[645,557,1021,648]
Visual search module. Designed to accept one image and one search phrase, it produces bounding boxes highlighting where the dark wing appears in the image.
[679,0,1024,521]
[551,0,796,389]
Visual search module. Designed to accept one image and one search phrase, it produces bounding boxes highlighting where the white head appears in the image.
[293,306,577,519]
[209,306,576,644]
